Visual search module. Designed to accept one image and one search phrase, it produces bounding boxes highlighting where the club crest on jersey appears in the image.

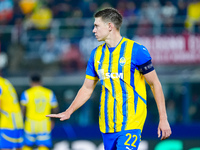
[120,57,126,66]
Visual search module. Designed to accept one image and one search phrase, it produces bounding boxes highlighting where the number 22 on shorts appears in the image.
[124,133,138,147]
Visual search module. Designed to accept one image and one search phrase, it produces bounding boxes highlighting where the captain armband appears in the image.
[138,60,154,75]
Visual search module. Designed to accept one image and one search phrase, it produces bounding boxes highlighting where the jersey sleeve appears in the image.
[135,44,154,74]
[20,91,28,106]
[50,92,58,108]
[135,44,152,65]
[85,48,99,80]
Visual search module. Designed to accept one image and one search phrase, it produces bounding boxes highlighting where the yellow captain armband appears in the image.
[85,75,99,81]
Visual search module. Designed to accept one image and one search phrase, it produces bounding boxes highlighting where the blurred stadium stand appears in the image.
[0,0,200,149]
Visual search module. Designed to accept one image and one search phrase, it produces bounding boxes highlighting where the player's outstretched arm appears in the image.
[144,70,172,140]
[46,78,98,121]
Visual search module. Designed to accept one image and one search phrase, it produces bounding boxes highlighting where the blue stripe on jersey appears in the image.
[0,86,2,95]
[134,91,139,114]
[130,42,136,89]
[99,87,103,118]
[119,41,128,131]
[105,87,109,133]
[123,42,129,130]
[133,90,147,113]
[130,42,139,114]
[138,94,147,105]
[113,99,117,132]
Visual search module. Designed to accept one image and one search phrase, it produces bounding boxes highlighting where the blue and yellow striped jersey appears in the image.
[86,37,153,133]
[0,77,23,129]
[20,86,58,121]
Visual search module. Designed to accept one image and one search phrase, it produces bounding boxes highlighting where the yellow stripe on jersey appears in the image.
[134,69,146,100]
[99,86,106,132]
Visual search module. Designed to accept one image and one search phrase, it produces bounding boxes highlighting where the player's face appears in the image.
[93,17,109,41]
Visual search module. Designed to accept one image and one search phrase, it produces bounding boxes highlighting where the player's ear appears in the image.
[108,22,114,31]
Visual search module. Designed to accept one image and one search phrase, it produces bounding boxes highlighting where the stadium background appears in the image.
[0,0,200,149]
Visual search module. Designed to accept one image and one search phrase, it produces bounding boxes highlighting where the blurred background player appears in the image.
[0,76,24,150]
[20,73,59,150]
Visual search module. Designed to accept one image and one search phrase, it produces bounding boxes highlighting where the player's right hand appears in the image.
[158,119,172,140]
[46,111,71,121]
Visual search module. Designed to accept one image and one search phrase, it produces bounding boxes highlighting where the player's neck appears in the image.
[31,82,41,87]
[105,31,122,48]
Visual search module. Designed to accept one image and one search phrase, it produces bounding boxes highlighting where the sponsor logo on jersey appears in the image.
[105,73,123,79]
[98,69,123,80]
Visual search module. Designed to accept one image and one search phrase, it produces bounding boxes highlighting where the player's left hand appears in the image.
[158,119,172,140]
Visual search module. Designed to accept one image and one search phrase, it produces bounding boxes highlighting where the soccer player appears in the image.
[47,8,172,150]
[20,74,58,150]
[0,76,24,150]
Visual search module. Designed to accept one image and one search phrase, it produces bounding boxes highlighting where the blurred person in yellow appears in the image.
[185,0,200,32]
[0,76,24,150]
[30,5,52,30]
[24,2,53,30]
[20,73,58,150]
